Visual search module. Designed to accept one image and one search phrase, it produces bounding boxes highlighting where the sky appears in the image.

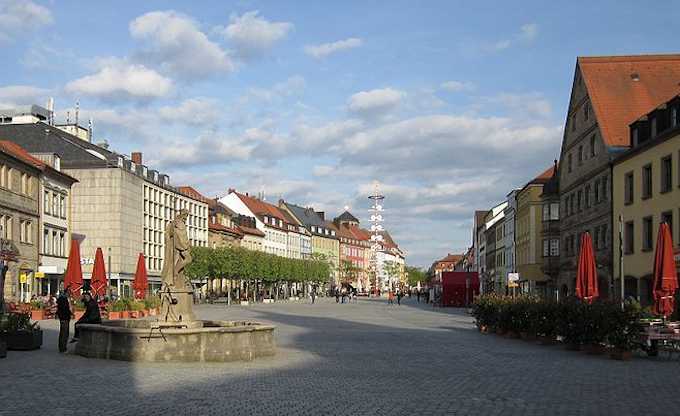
[1,0,679,268]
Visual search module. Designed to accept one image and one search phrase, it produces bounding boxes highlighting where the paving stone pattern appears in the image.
[2,297,680,415]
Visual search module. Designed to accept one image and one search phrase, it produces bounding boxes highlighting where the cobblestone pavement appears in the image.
[2,297,680,415]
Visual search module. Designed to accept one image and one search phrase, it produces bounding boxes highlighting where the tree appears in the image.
[405,266,426,287]
[383,260,403,289]
[340,259,360,284]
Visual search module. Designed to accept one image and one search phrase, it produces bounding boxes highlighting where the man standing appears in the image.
[56,292,72,353]
[311,286,316,304]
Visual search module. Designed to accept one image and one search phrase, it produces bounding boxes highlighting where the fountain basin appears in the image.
[75,320,276,362]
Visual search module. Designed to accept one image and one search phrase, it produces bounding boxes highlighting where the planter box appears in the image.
[121,311,130,319]
[585,344,606,355]
[0,330,43,350]
[74,311,85,320]
[610,349,633,361]
[108,311,121,320]
[30,309,45,321]
[0,340,6,358]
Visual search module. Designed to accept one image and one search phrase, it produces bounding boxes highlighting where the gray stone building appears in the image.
[0,141,41,302]
[0,121,208,297]
[556,54,680,298]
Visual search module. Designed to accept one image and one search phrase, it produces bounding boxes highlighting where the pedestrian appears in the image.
[341,287,347,304]
[397,289,403,305]
[311,288,316,304]
[56,291,72,353]
[335,287,340,303]
[416,289,421,303]
[388,290,394,305]
[70,292,102,343]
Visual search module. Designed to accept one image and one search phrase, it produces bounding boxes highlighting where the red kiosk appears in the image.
[437,272,479,307]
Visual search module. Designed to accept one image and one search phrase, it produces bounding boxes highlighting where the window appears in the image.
[550,203,559,220]
[633,128,639,146]
[543,204,550,221]
[550,239,559,256]
[0,164,5,188]
[642,164,652,199]
[651,117,657,137]
[60,195,66,218]
[585,185,591,208]
[43,229,50,254]
[577,190,583,211]
[569,194,574,216]
[21,173,27,195]
[624,172,634,204]
[602,176,608,200]
[584,104,589,121]
[661,155,672,193]
[673,107,678,128]
[44,191,50,214]
[594,179,600,203]
[7,168,13,191]
[590,135,596,157]
[0,215,11,239]
[578,146,584,165]
[59,232,65,256]
[568,153,572,173]
[52,194,58,216]
[642,216,653,251]
[20,220,32,244]
[543,239,549,257]
[662,211,674,240]
[624,221,634,254]
[601,224,607,248]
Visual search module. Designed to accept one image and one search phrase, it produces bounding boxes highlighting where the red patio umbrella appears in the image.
[90,247,107,298]
[63,238,83,296]
[575,232,599,303]
[133,253,148,299]
[652,223,678,317]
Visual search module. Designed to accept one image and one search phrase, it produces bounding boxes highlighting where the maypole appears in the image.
[368,182,385,296]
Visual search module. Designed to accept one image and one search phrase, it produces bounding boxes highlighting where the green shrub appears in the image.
[0,312,40,333]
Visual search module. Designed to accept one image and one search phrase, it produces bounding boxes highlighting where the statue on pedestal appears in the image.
[159,209,196,324]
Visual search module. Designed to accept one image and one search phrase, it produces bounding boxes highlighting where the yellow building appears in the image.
[613,96,680,305]
[515,165,557,295]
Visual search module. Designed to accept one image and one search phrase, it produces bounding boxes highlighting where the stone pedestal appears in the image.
[160,290,196,324]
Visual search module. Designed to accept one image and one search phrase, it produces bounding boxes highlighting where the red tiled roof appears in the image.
[237,224,265,237]
[437,254,464,264]
[209,219,243,236]
[0,140,78,183]
[235,192,288,230]
[352,227,372,242]
[578,54,680,147]
[177,186,211,204]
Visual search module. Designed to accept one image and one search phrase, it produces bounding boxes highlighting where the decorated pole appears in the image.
[368,181,385,296]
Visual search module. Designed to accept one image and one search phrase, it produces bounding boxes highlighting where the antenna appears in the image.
[66,111,70,124]
[75,101,80,126]
[88,117,93,142]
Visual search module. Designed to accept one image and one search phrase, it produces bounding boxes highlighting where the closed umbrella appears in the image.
[63,238,83,296]
[575,232,599,303]
[133,253,148,300]
[652,223,678,317]
[90,247,107,298]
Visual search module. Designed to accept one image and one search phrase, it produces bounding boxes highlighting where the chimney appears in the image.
[316,211,325,220]
[228,188,235,194]
[131,152,143,165]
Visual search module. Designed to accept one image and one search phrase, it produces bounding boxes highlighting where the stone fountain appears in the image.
[75,209,275,362]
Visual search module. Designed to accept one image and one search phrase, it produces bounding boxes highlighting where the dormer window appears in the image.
[651,117,657,137]
[117,156,124,167]
[632,128,639,146]
[672,107,678,128]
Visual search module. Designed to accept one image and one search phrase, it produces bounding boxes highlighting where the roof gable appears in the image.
[578,54,680,147]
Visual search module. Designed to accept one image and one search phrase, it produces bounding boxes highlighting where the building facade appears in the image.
[557,55,680,299]
[0,142,41,302]
[540,164,561,299]
[613,95,680,305]
[504,190,519,290]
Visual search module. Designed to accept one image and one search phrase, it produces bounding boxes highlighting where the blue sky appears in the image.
[2,0,679,267]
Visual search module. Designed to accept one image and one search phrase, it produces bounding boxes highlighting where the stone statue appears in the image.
[159,209,196,324]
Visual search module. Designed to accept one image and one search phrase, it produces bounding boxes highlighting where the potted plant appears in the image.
[108,299,125,320]
[534,301,557,345]
[72,299,86,320]
[29,300,46,321]
[608,301,642,361]
[0,312,43,350]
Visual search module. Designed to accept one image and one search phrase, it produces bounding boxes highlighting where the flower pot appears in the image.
[129,311,139,319]
[74,311,85,320]
[0,340,6,358]
[121,311,130,319]
[585,344,606,355]
[0,330,43,350]
[30,309,45,321]
[610,349,632,361]
[108,311,121,320]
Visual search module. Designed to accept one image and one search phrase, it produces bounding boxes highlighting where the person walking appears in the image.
[416,289,421,303]
[388,290,394,305]
[311,287,316,304]
[56,291,72,353]
[335,287,340,303]
[70,292,102,343]
[396,289,403,305]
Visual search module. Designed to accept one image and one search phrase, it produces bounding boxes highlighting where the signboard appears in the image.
[35,272,45,278]
[508,273,520,282]
[81,258,94,265]
[19,273,27,284]
[508,281,519,288]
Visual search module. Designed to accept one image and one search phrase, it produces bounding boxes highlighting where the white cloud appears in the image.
[440,81,475,92]
[486,92,552,117]
[491,23,539,51]
[218,11,292,60]
[244,75,306,103]
[64,60,173,100]
[0,85,51,107]
[347,88,404,116]
[130,10,234,78]
[304,37,363,58]
[158,98,220,125]
[0,0,52,43]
